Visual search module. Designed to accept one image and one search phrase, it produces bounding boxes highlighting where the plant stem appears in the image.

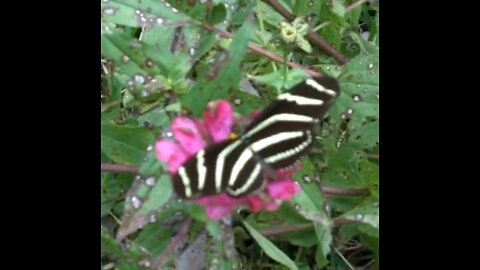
[200,23,323,78]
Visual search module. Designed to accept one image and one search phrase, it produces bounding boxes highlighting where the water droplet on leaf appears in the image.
[131,196,142,209]
[103,7,116,15]
[157,18,164,25]
[303,175,312,183]
[368,63,374,69]
[352,94,362,102]
[145,59,154,68]
[356,84,361,88]
[145,177,156,186]
[149,214,156,223]
[134,74,145,84]
[233,98,242,105]
[122,55,130,63]
[355,214,363,221]
[172,7,178,13]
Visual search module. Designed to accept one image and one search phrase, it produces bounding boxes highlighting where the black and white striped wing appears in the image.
[242,77,341,170]
[172,138,265,199]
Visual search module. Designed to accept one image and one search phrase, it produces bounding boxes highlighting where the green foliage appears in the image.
[101,0,379,269]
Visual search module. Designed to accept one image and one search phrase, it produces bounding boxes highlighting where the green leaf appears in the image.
[138,149,164,176]
[136,106,170,128]
[256,1,286,27]
[331,53,379,129]
[117,175,175,240]
[358,160,379,197]
[322,140,365,188]
[137,176,173,216]
[101,227,124,258]
[350,120,379,150]
[315,244,329,269]
[101,32,163,77]
[102,31,190,86]
[296,36,312,53]
[243,221,299,270]
[210,4,227,24]
[101,0,188,27]
[342,198,379,229]
[101,123,154,165]
[101,173,124,217]
[134,223,172,257]
[331,0,346,19]
[292,159,333,268]
[251,68,310,94]
[293,1,322,19]
[182,6,254,116]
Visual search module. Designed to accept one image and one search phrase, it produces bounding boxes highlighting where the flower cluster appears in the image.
[155,100,301,220]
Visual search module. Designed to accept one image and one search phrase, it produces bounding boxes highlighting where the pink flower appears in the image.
[155,100,301,221]
[204,100,234,143]
[266,179,301,200]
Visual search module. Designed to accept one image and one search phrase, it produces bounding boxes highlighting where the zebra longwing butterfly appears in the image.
[172,76,341,199]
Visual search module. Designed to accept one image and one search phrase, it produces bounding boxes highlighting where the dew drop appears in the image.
[164,203,171,209]
[149,214,156,223]
[189,48,195,56]
[325,66,331,70]
[145,59,154,68]
[145,177,156,186]
[172,7,178,13]
[141,260,151,267]
[355,214,364,221]
[135,9,141,15]
[294,204,301,211]
[103,0,109,2]
[156,18,164,25]
[302,175,312,183]
[122,55,130,63]
[131,196,142,209]
[127,80,134,86]
[165,2,171,7]
[146,145,153,151]
[356,84,361,88]
[376,93,379,100]
[141,90,149,97]
[103,7,116,15]
[134,74,145,84]
[363,88,368,93]
[176,198,183,204]
[233,98,242,105]
[308,1,313,7]
[368,63,374,69]
[352,94,362,102]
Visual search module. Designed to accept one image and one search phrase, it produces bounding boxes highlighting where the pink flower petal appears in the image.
[171,117,205,156]
[155,140,189,173]
[246,196,264,212]
[266,180,301,200]
[203,205,234,220]
[204,100,234,143]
